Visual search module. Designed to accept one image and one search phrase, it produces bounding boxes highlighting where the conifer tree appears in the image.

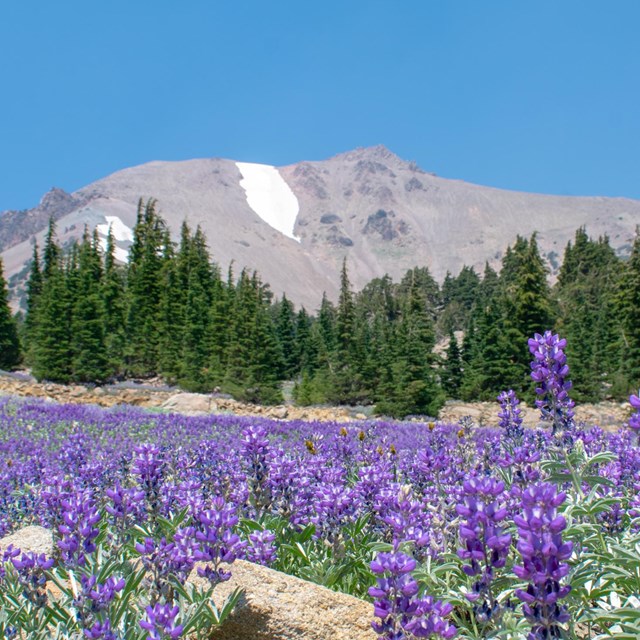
[101,227,127,376]
[617,229,640,389]
[179,230,215,390]
[208,271,229,385]
[296,295,335,404]
[42,218,60,281]
[32,254,72,382]
[294,307,316,374]
[328,259,366,403]
[23,242,43,360]
[509,234,552,340]
[275,295,298,379]
[156,236,183,381]
[71,229,109,382]
[125,199,165,375]
[0,258,21,370]
[439,266,480,334]
[376,274,442,417]
[556,228,622,400]
[224,270,283,403]
[442,331,463,397]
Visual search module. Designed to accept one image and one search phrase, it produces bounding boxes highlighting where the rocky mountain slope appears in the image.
[2,145,639,311]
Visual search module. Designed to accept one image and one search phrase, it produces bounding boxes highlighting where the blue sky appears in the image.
[1,1,639,210]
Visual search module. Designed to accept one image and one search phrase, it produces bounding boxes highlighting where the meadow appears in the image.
[1,332,640,639]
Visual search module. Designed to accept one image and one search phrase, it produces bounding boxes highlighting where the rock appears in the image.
[271,407,289,419]
[129,394,150,407]
[0,528,375,640]
[93,387,105,396]
[198,560,376,640]
[355,413,367,421]
[69,385,88,397]
[162,392,216,416]
[0,525,53,556]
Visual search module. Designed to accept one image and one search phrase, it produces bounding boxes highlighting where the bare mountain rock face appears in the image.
[2,145,639,311]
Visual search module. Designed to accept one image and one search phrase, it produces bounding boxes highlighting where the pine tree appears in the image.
[328,259,367,404]
[617,229,640,389]
[555,228,622,401]
[71,229,109,382]
[376,275,442,417]
[0,258,21,370]
[156,237,183,381]
[179,269,211,390]
[294,307,316,374]
[125,199,165,375]
[23,242,43,361]
[32,258,72,382]
[42,218,60,281]
[509,234,552,340]
[208,271,229,386]
[442,331,463,397]
[102,227,127,376]
[439,266,480,334]
[275,295,298,379]
[224,270,283,403]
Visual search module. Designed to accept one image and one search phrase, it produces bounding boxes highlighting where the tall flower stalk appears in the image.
[497,390,524,444]
[513,483,572,639]
[456,477,512,626]
[528,332,574,434]
[369,551,457,640]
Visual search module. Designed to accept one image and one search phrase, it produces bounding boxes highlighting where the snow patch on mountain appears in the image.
[96,216,133,263]
[236,162,300,241]
[96,216,134,242]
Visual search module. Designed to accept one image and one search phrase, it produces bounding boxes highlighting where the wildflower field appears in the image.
[1,332,640,639]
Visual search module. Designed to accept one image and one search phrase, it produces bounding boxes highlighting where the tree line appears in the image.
[0,198,639,416]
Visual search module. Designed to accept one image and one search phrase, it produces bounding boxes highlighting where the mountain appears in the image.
[2,145,639,311]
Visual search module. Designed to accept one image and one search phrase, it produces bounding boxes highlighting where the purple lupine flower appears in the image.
[132,443,165,521]
[403,597,457,639]
[456,476,512,625]
[382,486,430,555]
[57,490,101,567]
[0,544,20,580]
[513,483,573,639]
[245,529,277,566]
[139,603,184,640]
[173,479,205,516]
[135,528,198,602]
[499,446,541,492]
[497,390,524,442]
[74,574,124,635]
[105,483,145,548]
[10,550,54,607]
[242,424,272,516]
[311,481,358,543]
[528,332,575,433]
[76,574,125,614]
[195,497,245,586]
[369,551,456,640]
[83,619,117,640]
[39,476,76,535]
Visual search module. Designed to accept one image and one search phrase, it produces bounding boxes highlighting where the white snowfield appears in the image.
[236,162,300,242]
[96,216,134,263]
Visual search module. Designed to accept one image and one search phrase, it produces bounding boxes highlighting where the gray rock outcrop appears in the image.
[0,526,376,640]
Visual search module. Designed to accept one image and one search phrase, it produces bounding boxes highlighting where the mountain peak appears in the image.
[331,144,406,164]
[39,187,77,212]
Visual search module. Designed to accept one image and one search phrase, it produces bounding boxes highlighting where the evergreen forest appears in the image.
[1,198,639,417]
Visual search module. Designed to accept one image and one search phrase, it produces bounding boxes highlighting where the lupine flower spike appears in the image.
[528,332,574,434]
[514,483,573,639]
